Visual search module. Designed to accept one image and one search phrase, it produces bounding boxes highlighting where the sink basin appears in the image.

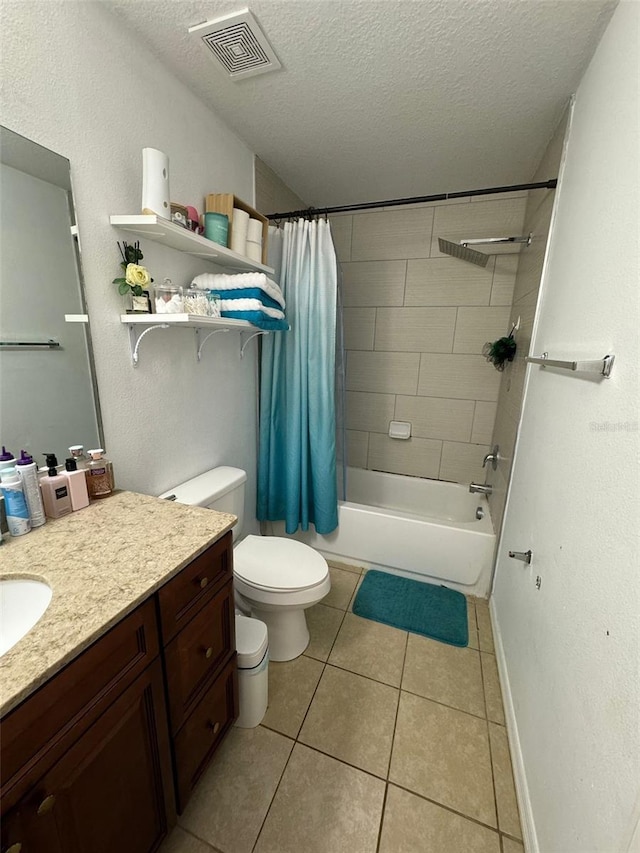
[0,578,52,657]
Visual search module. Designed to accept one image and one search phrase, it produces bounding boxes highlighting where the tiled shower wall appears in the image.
[331,196,528,485]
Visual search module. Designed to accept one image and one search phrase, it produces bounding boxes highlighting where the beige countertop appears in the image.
[0,491,236,717]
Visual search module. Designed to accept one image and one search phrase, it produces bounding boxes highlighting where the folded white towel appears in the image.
[191,272,285,309]
[219,298,285,320]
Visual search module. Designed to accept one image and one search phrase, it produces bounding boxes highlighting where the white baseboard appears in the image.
[489,597,538,853]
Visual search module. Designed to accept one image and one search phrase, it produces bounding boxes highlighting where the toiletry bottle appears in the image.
[85,449,114,499]
[68,445,88,469]
[15,450,46,527]
[0,467,32,535]
[40,454,72,519]
[64,457,90,510]
[0,446,16,476]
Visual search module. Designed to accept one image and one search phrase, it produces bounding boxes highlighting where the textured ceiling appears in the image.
[105,0,616,208]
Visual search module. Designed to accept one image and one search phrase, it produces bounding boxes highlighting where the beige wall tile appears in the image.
[470,190,529,202]
[379,786,501,853]
[453,307,512,354]
[346,391,396,434]
[384,197,471,210]
[351,208,434,261]
[346,430,369,468]
[432,197,528,258]
[440,441,490,484]
[347,351,420,395]
[254,156,306,216]
[395,395,474,442]
[489,723,523,839]
[343,307,376,350]
[418,354,501,402]
[329,215,352,262]
[375,307,456,353]
[472,401,498,445]
[368,433,442,478]
[487,463,509,541]
[341,260,406,306]
[490,255,519,306]
[406,257,493,307]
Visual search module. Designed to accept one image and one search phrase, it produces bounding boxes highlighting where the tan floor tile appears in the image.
[467,599,480,649]
[159,827,222,853]
[379,785,501,853]
[476,601,495,653]
[305,603,344,661]
[489,723,523,839]
[178,726,293,853]
[329,612,407,686]
[348,575,364,611]
[323,566,359,610]
[482,652,506,725]
[390,692,497,827]
[502,836,525,853]
[299,665,399,777]
[254,743,385,853]
[327,558,363,575]
[402,633,485,717]
[262,655,324,738]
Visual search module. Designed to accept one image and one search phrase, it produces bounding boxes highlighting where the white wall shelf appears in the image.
[110,214,274,276]
[120,314,270,365]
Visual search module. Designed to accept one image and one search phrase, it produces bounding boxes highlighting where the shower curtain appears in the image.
[257,218,339,534]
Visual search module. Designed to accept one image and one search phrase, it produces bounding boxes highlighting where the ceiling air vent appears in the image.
[188,10,281,80]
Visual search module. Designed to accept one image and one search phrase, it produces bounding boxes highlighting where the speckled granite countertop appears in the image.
[0,491,236,717]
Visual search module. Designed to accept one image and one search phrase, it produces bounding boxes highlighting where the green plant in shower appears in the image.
[482,326,517,371]
[113,240,153,296]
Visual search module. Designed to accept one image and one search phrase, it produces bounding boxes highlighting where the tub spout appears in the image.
[469,482,492,495]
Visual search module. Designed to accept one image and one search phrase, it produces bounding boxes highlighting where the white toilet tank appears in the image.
[159,467,247,538]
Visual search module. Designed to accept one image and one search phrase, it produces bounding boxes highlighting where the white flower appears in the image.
[125,263,151,287]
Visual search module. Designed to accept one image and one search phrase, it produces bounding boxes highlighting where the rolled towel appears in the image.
[231,208,249,254]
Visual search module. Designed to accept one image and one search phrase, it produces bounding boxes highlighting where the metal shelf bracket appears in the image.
[240,331,269,359]
[128,323,170,366]
[195,327,230,361]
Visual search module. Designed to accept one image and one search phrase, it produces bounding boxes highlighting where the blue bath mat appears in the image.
[353,570,468,646]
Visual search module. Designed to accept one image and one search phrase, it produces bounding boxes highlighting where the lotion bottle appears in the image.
[40,454,72,519]
[0,467,32,535]
[86,449,114,499]
[15,450,46,527]
[63,457,90,510]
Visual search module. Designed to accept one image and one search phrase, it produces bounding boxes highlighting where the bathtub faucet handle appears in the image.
[483,445,500,471]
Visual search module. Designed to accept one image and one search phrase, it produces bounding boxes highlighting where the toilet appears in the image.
[160,467,331,661]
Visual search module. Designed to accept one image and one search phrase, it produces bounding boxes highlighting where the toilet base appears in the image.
[249,606,309,661]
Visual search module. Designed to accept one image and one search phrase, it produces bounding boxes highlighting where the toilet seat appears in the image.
[234,535,329,593]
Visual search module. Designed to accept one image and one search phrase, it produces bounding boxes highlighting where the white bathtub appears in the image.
[271,467,496,598]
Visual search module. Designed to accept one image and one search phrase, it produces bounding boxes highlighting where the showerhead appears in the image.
[438,238,490,268]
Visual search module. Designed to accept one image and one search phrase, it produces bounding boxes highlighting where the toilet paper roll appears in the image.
[247,217,263,243]
[246,240,262,262]
[141,148,170,219]
[231,208,249,254]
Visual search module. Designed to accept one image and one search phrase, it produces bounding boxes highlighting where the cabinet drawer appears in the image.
[173,656,238,813]
[158,532,233,644]
[1,599,159,809]
[164,581,235,733]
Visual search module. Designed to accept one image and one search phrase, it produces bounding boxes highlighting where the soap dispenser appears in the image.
[40,454,72,519]
[85,449,115,500]
[64,458,90,510]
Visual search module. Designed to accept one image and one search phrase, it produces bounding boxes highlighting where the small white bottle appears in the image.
[40,454,72,519]
[0,467,32,535]
[68,445,88,470]
[15,450,46,527]
[63,457,90,511]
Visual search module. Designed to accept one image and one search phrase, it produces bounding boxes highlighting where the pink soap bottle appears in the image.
[64,457,90,510]
[40,454,72,519]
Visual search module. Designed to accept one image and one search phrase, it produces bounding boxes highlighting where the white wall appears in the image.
[0,1,260,526]
[492,4,640,852]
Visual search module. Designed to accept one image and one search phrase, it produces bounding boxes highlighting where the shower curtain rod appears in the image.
[266,179,558,221]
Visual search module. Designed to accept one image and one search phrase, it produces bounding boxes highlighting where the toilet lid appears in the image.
[234,535,328,592]
[235,614,268,669]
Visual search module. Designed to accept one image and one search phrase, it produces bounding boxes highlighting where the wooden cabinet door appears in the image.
[2,660,175,853]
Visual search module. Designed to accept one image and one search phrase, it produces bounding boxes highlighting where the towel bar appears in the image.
[526,353,614,378]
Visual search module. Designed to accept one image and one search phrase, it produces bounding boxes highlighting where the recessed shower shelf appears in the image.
[120,314,270,365]
[110,215,274,275]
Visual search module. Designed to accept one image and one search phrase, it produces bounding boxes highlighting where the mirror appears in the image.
[0,126,103,467]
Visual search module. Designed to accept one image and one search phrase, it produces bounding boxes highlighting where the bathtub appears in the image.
[271,467,496,598]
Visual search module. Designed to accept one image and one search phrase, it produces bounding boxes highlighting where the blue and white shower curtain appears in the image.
[257,218,338,534]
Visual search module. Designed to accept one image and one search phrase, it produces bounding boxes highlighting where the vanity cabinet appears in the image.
[0,530,238,851]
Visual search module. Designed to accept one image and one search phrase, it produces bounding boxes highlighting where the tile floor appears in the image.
[161,563,523,853]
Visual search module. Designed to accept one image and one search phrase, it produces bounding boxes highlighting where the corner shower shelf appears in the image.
[120,314,270,365]
[110,215,274,275]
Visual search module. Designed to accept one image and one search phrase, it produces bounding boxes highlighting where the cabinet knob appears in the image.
[37,794,56,816]
[208,720,220,735]
[204,647,214,659]
[5,844,23,853]
[199,577,209,590]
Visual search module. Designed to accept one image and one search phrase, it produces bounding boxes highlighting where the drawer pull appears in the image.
[204,646,214,659]
[208,720,221,735]
[37,794,56,816]
[198,577,209,590]
[5,844,23,853]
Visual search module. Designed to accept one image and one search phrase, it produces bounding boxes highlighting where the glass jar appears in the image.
[206,291,221,318]
[154,279,184,314]
[183,287,211,316]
